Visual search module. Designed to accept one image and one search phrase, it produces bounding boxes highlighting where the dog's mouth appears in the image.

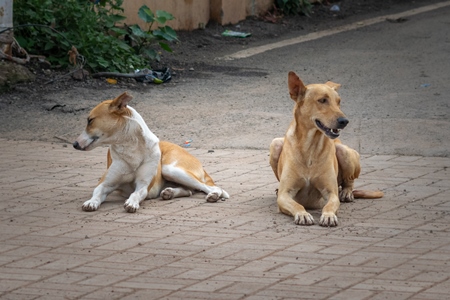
[315,120,341,139]
[73,136,99,151]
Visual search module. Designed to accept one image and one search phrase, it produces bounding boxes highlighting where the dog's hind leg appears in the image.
[269,138,284,181]
[162,163,229,202]
[202,171,229,202]
[160,187,192,200]
[335,143,361,202]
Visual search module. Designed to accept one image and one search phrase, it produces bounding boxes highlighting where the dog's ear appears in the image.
[325,81,341,91]
[110,92,133,110]
[288,71,306,101]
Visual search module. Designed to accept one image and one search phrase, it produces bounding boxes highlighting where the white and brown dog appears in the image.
[73,92,229,212]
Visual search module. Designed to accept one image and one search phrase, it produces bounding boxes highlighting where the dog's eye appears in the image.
[87,118,94,125]
[318,98,327,104]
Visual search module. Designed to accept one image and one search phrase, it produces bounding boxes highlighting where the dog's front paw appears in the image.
[206,192,220,203]
[160,188,175,200]
[82,200,100,212]
[319,213,338,227]
[124,200,139,213]
[294,212,315,225]
[340,188,354,202]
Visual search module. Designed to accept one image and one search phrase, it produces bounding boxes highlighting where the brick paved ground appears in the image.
[0,138,449,299]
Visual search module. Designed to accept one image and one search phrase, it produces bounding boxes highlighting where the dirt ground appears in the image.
[0,0,441,147]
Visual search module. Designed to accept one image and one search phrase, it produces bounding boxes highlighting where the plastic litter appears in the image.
[134,68,171,84]
[420,83,431,88]
[222,30,251,38]
[92,67,172,84]
[183,139,192,148]
[330,5,340,12]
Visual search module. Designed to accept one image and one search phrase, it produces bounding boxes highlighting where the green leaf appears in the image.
[15,36,28,48]
[107,14,127,23]
[154,10,175,25]
[60,40,71,48]
[159,42,172,52]
[44,41,54,51]
[117,41,132,51]
[154,26,178,42]
[97,57,110,68]
[138,5,155,23]
[143,48,159,61]
[129,24,147,38]
[109,27,128,36]
[155,16,167,25]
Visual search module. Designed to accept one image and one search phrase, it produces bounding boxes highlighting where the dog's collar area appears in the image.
[315,119,341,139]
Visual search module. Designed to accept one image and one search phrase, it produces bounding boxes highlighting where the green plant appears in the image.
[126,5,179,62]
[13,0,176,73]
[275,0,312,16]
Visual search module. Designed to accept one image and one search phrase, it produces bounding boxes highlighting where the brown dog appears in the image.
[270,72,383,227]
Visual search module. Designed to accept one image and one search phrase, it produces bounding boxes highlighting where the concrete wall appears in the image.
[122,0,210,31]
[246,0,274,17]
[210,0,247,26]
[122,0,274,31]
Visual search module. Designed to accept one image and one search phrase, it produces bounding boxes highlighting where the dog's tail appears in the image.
[353,190,384,199]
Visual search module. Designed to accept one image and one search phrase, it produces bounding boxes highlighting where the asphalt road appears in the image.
[124,1,449,156]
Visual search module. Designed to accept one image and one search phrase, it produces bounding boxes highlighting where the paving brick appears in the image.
[0,293,39,300]
[256,283,339,299]
[183,279,234,292]
[352,278,433,293]
[0,279,34,293]
[82,287,135,300]
[116,276,197,290]
[157,290,245,300]
[209,272,281,284]
[78,274,132,286]
[218,281,272,295]
[328,289,375,300]
[120,289,172,300]
[11,285,98,298]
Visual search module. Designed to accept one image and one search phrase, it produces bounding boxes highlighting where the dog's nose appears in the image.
[73,141,80,149]
[337,117,349,128]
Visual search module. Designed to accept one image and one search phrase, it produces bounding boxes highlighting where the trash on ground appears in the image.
[183,139,192,148]
[92,67,171,84]
[222,30,251,38]
[330,5,340,12]
[134,68,171,84]
[420,83,431,88]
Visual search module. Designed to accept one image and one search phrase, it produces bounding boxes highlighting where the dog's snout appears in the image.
[73,141,81,150]
[337,117,349,128]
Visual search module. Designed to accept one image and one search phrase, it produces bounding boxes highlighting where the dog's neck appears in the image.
[127,106,159,145]
[110,106,159,155]
[288,110,333,155]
